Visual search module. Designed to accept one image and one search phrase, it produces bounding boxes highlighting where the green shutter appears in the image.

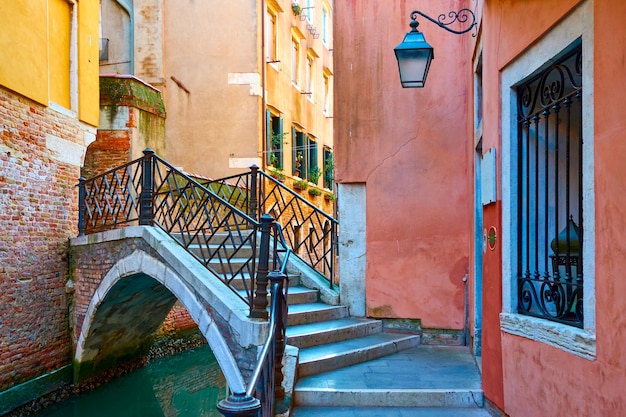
[291,126,298,175]
[278,117,284,168]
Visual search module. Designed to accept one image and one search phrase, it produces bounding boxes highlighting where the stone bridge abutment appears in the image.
[69,226,267,393]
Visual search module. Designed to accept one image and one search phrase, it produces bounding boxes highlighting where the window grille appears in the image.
[516,43,583,327]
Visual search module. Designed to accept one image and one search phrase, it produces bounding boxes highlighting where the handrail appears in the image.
[217,226,289,417]
[205,166,339,288]
[78,149,264,314]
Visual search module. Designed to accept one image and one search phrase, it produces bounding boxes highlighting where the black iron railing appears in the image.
[217,268,288,417]
[516,45,583,327]
[204,166,338,288]
[78,149,301,416]
[80,150,269,316]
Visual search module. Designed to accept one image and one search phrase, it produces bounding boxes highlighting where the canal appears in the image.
[32,344,227,417]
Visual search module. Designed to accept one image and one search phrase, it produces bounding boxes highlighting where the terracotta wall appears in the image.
[334,0,472,330]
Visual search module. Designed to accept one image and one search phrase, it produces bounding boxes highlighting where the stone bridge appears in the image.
[69,226,268,393]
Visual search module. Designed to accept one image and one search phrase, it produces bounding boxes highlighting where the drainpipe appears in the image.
[115,0,135,73]
[261,0,267,171]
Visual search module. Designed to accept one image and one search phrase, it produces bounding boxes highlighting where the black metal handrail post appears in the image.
[251,214,273,319]
[268,270,287,400]
[139,148,154,226]
[78,177,86,236]
[216,391,261,417]
[249,165,259,220]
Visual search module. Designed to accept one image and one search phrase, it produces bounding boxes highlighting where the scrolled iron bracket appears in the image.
[409,8,478,36]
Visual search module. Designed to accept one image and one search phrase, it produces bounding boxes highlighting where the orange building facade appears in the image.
[335,0,626,415]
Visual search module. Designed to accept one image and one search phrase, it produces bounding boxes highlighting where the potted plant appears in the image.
[308,187,322,197]
[293,179,309,191]
[308,167,322,186]
[269,167,285,182]
[324,192,336,201]
[292,3,302,16]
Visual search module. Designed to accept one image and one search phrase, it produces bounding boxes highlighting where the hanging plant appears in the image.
[292,3,302,16]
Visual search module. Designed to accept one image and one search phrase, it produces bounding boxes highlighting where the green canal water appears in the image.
[32,345,228,417]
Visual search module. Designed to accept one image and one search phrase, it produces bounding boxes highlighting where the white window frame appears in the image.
[322,4,329,46]
[500,0,596,360]
[265,7,278,64]
[305,54,314,101]
[291,37,300,87]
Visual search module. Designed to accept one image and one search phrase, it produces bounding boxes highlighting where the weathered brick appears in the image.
[0,85,80,392]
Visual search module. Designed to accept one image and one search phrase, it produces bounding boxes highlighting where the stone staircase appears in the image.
[180,231,487,415]
[283,275,488,416]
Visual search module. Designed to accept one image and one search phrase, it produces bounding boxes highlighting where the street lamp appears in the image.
[394,9,477,88]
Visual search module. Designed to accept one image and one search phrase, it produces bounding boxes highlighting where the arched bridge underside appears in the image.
[69,226,268,393]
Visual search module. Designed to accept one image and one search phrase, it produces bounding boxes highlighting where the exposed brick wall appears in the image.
[0,85,83,391]
[157,302,197,336]
[82,130,131,179]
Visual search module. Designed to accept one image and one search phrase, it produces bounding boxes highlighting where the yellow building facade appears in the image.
[0,0,100,126]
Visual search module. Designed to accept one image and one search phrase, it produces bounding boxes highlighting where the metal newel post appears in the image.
[268,270,287,400]
[249,165,259,220]
[139,148,155,226]
[216,391,261,417]
[78,177,86,236]
[251,214,273,319]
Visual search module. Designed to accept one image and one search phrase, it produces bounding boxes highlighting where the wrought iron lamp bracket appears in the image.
[409,8,478,36]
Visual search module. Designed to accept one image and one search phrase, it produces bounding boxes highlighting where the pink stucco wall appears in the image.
[481,0,626,415]
[337,0,626,415]
[334,0,472,330]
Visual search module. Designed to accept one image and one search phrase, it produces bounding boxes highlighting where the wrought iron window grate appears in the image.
[516,43,583,327]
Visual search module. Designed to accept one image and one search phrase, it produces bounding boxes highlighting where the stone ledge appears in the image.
[500,312,596,360]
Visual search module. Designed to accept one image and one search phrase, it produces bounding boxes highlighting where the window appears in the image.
[266,110,283,168]
[305,55,314,97]
[515,44,583,328]
[322,5,329,45]
[323,147,333,190]
[323,72,330,115]
[307,136,319,184]
[49,0,75,110]
[500,0,594,359]
[291,38,300,86]
[305,0,314,23]
[266,9,278,63]
[292,128,307,178]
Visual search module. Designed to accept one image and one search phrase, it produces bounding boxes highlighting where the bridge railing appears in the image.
[203,166,338,289]
[79,149,266,317]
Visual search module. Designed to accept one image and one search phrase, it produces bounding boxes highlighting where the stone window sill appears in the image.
[500,312,596,360]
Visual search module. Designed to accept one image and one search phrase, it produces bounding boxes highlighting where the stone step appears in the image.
[292,406,491,417]
[170,230,254,247]
[286,318,383,349]
[187,243,254,260]
[293,388,484,408]
[206,257,254,273]
[287,303,349,326]
[296,333,420,378]
[236,285,318,306]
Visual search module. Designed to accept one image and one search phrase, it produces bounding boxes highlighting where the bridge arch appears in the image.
[70,227,267,393]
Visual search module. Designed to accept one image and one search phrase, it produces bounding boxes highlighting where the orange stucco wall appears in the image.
[335,0,472,329]
[480,0,626,415]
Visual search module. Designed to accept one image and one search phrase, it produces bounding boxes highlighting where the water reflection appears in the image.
[34,345,227,417]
